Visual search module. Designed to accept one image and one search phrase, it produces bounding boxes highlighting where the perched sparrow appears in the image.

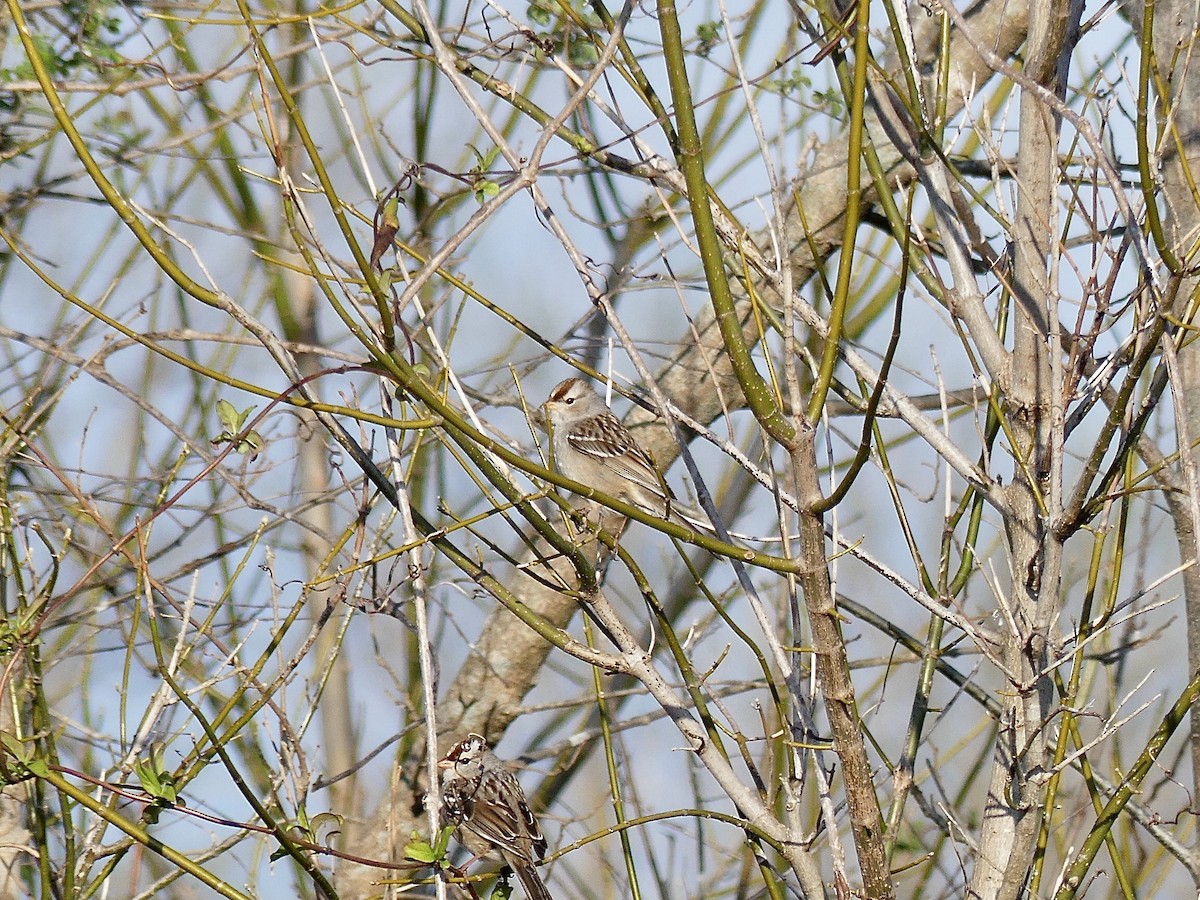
[438,734,552,900]
[540,377,710,530]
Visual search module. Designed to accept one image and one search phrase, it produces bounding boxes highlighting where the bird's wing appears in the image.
[460,790,546,860]
[566,415,674,500]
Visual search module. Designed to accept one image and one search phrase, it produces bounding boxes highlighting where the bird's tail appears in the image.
[513,862,554,900]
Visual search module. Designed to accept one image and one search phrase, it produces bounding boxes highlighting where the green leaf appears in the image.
[434,823,455,855]
[216,400,255,434]
[0,732,44,779]
[403,837,438,864]
[404,824,457,864]
[0,606,39,653]
[134,742,178,811]
[310,812,343,845]
[696,21,722,56]
[216,399,239,433]
[568,42,598,66]
[474,180,500,203]
[290,803,314,841]
[157,772,177,805]
[287,808,342,847]
[235,430,264,461]
[0,733,27,760]
[467,144,501,174]
[133,761,160,795]
[213,401,264,459]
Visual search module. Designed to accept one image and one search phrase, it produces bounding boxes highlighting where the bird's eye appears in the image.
[565,397,574,404]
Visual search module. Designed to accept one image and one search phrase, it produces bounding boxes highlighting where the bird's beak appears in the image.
[437,759,452,770]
